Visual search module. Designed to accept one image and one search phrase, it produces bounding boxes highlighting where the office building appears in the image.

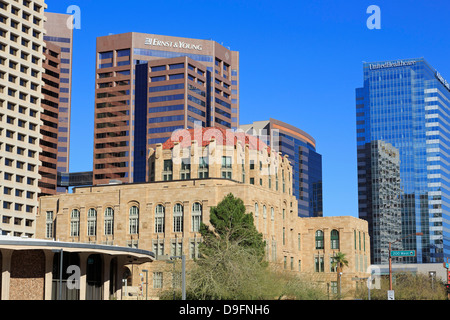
[356,58,450,263]
[358,140,402,264]
[39,40,60,196]
[93,32,239,185]
[37,127,369,299]
[43,12,73,192]
[240,118,323,217]
[0,0,47,237]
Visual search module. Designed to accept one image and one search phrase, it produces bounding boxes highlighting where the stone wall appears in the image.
[9,250,45,300]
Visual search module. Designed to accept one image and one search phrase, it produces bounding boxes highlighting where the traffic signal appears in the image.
[445,284,450,294]
[448,270,450,283]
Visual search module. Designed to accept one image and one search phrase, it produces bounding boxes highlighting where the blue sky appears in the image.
[45,0,450,218]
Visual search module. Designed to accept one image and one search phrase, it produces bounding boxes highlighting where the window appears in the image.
[70,209,80,237]
[191,202,202,232]
[171,239,183,257]
[221,156,232,179]
[169,63,184,70]
[190,240,200,259]
[104,207,114,235]
[330,256,337,272]
[151,65,165,72]
[173,203,183,233]
[46,211,53,238]
[330,229,339,249]
[163,160,173,181]
[153,272,163,289]
[129,206,139,234]
[155,204,165,233]
[180,159,190,180]
[153,240,164,256]
[315,230,324,249]
[87,208,97,236]
[254,203,259,217]
[315,255,325,272]
[198,157,208,178]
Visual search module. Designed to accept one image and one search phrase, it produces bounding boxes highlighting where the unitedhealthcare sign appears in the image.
[369,60,417,70]
[436,71,450,91]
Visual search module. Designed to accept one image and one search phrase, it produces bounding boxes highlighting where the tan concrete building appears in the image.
[36,127,370,299]
[0,0,47,238]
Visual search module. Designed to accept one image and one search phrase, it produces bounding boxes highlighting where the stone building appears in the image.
[36,127,370,299]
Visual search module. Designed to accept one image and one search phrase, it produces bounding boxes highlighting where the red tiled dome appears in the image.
[161,127,271,152]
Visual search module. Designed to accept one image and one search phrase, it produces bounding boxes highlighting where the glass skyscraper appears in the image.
[240,118,323,218]
[356,58,450,264]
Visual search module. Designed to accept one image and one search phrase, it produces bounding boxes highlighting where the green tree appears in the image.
[160,193,328,300]
[199,193,266,262]
[331,252,349,299]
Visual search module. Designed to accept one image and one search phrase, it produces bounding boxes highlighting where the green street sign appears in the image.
[390,250,416,257]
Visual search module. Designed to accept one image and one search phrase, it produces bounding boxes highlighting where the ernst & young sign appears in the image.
[145,37,203,51]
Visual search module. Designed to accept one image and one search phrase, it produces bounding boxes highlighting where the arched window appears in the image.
[263,205,267,219]
[315,230,324,249]
[255,203,259,217]
[87,208,97,236]
[191,202,202,232]
[70,209,80,237]
[155,204,165,233]
[173,203,183,233]
[104,207,114,235]
[129,206,139,234]
[331,229,340,249]
[271,207,274,221]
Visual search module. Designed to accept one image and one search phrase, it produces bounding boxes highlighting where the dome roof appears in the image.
[161,127,271,153]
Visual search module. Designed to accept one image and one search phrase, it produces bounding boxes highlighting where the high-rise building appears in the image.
[93,32,239,186]
[39,40,61,197]
[0,0,47,237]
[356,58,450,263]
[358,140,402,264]
[240,118,323,218]
[43,12,73,192]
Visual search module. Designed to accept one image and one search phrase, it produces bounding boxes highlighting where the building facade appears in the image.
[240,118,323,217]
[39,40,60,197]
[43,12,74,190]
[37,127,369,298]
[93,32,239,185]
[358,140,402,264]
[0,0,47,237]
[356,58,450,263]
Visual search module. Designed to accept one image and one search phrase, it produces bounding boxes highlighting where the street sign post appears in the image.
[390,250,416,257]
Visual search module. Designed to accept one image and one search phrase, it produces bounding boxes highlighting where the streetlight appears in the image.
[388,232,423,291]
[142,269,148,300]
[163,255,186,300]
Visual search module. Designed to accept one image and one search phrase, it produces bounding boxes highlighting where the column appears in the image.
[114,256,126,300]
[43,250,54,300]
[0,249,12,300]
[102,255,112,300]
[78,252,90,300]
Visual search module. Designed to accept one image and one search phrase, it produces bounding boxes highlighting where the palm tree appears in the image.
[331,252,349,299]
